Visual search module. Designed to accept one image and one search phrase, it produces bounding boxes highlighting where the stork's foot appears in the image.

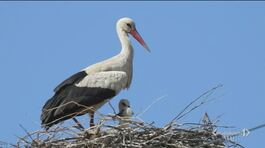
[82,126,100,139]
[90,122,95,127]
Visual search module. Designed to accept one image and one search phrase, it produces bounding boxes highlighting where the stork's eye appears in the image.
[122,102,127,106]
[127,23,132,28]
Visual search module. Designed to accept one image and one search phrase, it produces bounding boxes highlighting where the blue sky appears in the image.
[0,2,265,147]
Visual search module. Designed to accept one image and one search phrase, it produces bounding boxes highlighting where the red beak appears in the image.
[130,29,150,52]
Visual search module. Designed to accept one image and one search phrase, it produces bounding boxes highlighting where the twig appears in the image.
[225,123,265,139]
[168,84,223,125]
[108,101,117,115]
[136,94,168,118]
[19,124,38,145]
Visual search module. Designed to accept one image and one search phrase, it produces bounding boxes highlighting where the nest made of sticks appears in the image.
[13,85,244,148]
[14,113,243,148]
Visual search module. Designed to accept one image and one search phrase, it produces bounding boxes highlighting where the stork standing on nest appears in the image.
[41,17,150,130]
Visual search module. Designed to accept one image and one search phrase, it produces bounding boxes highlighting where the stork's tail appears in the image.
[40,94,63,130]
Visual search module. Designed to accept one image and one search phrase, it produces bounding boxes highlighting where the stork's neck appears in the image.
[116,28,134,88]
[117,28,134,58]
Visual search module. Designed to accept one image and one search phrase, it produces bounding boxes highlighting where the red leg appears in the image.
[89,112,95,127]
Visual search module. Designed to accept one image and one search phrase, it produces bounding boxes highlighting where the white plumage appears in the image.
[75,71,128,93]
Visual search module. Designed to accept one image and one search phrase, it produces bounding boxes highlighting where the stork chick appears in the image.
[116,99,133,127]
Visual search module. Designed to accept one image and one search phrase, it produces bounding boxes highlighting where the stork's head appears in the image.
[118,99,133,117]
[117,17,150,52]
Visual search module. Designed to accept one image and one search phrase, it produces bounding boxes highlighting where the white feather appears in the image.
[75,71,128,93]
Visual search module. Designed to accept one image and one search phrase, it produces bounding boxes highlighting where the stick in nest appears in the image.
[166,84,223,128]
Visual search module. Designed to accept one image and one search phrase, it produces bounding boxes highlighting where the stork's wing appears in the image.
[41,71,128,128]
[54,71,87,93]
[53,71,128,117]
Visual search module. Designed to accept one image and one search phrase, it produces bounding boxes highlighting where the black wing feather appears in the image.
[54,71,87,93]
[41,85,116,129]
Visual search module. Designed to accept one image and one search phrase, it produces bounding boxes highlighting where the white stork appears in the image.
[41,17,149,129]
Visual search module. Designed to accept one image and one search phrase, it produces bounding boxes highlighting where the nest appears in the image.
[14,85,244,148]
[15,114,242,148]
